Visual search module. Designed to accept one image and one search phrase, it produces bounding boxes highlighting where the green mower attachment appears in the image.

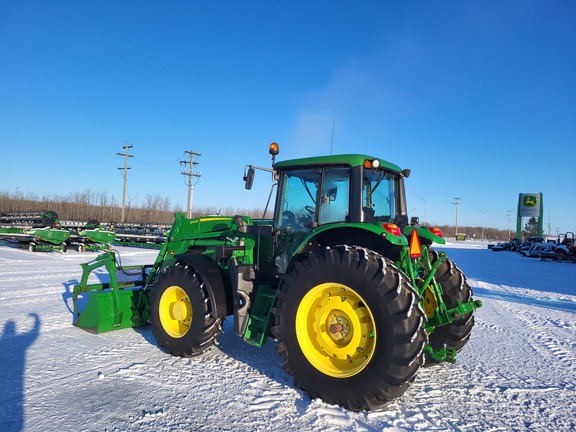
[27,226,71,244]
[80,228,116,246]
[73,251,152,333]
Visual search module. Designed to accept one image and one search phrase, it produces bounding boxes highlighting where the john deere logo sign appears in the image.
[523,195,537,207]
[519,193,541,217]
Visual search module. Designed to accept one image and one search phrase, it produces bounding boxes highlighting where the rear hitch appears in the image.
[424,345,457,363]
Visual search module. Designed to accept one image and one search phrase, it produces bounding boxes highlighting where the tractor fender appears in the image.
[403,226,445,245]
[284,225,407,274]
[173,253,230,319]
[296,223,408,255]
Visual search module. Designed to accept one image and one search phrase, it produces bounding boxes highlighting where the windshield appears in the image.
[363,169,397,223]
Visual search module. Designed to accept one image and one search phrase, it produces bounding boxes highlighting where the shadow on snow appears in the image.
[0,314,41,432]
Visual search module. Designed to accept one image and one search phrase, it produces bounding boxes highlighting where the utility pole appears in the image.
[507,210,513,239]
[453,197,461,239]
[117,142,133,223]
[180,150,201,218]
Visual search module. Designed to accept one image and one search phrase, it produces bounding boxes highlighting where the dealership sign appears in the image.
[519,193,541,217]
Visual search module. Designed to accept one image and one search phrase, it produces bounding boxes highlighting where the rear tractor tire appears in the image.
[273,246,428,411]
[425,250,475,366]
[150,265,222,357]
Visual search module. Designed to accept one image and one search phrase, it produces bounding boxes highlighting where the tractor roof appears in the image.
[275,154,403,173]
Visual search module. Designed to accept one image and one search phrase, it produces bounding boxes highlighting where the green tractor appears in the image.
[73,143,482,411]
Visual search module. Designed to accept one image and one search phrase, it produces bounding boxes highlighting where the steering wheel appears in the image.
[304,205,315,214]
[282,211,297,227]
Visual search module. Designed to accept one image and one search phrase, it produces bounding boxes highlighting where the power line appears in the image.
[133,154,184,168]
[180,150,201,218]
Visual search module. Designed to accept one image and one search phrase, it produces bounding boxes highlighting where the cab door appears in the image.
[273,166,351,274]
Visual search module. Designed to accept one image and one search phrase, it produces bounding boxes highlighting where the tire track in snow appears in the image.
[500,301,576,379]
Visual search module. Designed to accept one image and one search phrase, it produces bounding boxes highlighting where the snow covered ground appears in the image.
[1,241,575,431]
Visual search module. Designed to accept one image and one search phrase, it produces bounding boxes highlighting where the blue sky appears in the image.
[1,1,575,234]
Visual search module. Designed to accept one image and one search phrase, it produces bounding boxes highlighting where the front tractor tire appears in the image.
[273,246,428,411]
[150,265,222,357]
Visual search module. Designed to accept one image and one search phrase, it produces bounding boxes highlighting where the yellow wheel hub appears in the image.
[159,285,192,338]
[423,286,438,318]
[296,283,376,378]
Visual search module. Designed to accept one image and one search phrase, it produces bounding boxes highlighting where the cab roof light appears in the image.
[364,159,380,169]
[382,222,401,237]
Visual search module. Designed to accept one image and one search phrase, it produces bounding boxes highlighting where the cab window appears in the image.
[318,167,350,225]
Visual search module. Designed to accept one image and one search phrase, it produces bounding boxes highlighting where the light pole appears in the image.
[418,196,426,225]
[507,210,513,239]
[478,209,484,240]
[453,197,461,239]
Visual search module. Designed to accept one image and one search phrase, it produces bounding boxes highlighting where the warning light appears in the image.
[269,142,280,155]
[409,230,422,258]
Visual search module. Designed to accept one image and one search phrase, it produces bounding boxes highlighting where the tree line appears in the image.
[0,190,264,225]
[432,224,514,241]
[1,189,515,240]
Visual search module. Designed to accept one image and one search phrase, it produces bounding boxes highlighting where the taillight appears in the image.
[382,223,401,236]
[428,227,443,238]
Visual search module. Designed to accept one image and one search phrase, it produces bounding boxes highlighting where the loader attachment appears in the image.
[73,251,152,333]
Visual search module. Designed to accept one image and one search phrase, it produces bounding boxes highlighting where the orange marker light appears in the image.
[409,230,422,258]
[363,159,380,169]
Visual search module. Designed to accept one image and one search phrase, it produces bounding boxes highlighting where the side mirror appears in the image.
[410,216,419,226]
[244,167,255,190]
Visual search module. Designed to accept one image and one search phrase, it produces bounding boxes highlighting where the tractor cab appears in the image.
[247,145,412,274]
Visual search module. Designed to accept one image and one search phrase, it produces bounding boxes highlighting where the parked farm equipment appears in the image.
[541,232,576,263]
[111,224,168,248]
[0,211,70,251]
[73,227,116,252]
[0,210,60,228]
[0,211,118,252]
[73,143,482,411]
